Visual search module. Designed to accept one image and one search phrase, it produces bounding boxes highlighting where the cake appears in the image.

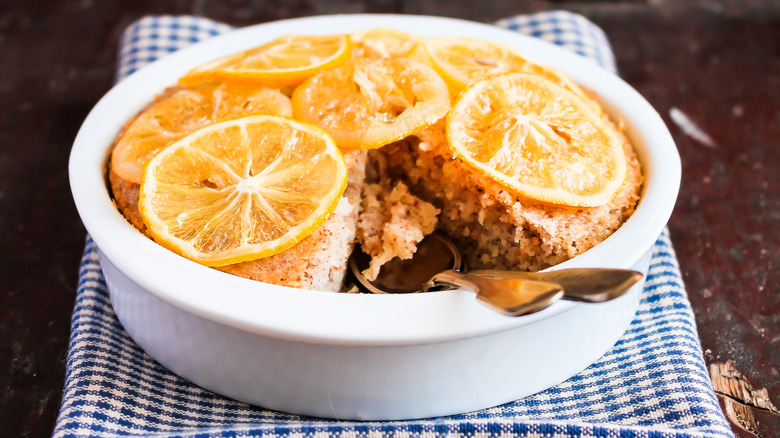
[107,30,643,292]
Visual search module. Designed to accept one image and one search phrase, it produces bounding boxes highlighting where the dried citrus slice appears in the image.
[111,83,292,184]
[447,73,627,207]
[179,35,351,87]
[407,40,433,65]
[291,57,450,150]
[351,28,420,59]
[139,115,348,266]
[422,36,596,105]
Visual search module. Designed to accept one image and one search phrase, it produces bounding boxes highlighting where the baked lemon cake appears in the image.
[107,29,643,291]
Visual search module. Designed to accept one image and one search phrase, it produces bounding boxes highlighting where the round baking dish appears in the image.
[69,14,680,420]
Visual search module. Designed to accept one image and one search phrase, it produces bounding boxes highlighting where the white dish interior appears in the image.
[69,14,680,419]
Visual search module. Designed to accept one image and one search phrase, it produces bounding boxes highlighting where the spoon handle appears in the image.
[426,270,565,316]
[427,268,643,317]
[468,268,643,303]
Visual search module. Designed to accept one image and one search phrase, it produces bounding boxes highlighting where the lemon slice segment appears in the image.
[291,57,450,150]
[447,73,627,207]
[111,83,292,184]
[139,115,348,266]
[422,36,597,106]
[179,35,351,87]
[351,28,420,59]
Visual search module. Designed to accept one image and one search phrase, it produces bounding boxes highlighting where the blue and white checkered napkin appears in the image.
[54,11,734,438]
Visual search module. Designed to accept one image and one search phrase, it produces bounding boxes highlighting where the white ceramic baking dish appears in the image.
[69,14,680,420]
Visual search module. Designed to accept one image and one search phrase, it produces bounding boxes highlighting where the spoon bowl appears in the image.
[348,233,461,294]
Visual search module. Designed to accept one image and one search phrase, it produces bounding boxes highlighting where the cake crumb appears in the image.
[357,180,440,281]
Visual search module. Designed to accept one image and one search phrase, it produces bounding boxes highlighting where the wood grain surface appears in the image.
[0,1,777,436]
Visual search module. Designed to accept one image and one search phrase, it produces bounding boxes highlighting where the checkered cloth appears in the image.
[54,11,734,438]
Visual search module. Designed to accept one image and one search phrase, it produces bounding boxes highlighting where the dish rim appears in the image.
[69,13,680,346]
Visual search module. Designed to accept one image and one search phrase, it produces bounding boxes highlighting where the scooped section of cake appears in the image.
[356,179,439,281]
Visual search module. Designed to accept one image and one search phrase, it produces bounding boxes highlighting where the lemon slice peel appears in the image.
[179,35,352,88]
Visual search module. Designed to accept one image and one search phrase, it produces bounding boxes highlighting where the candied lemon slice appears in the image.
[179,35,351,87]
[291,57,450,150]
[111,83,292,184]
[422,36,597,106]
[139,115,348,266]
[447,73,627,207]
[351,28,420,59]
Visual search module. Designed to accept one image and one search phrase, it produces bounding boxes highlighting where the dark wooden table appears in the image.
[1,1,777,436]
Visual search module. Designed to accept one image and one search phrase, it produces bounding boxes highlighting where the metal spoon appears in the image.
[348,233,643,316]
